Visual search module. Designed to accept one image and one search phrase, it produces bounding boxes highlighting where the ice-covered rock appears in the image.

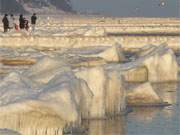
[137,44,178,82]
[75,66,126,119]
[127,82,162,106]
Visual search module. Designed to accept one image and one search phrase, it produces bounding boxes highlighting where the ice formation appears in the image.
[127,82,162,105]
[0,42,178,134]
[75,66,126,118]
[138,44,178,82]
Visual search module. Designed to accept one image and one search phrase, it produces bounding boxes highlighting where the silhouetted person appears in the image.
[24,18,29,31]
[19,14,25,29]
[9,14,15,30]
[31,13,37,32]
[2,14,9,33]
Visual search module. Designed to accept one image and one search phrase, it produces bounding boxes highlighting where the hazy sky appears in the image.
[70,0,180,17]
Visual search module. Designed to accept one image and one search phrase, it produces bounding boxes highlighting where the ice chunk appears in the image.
[39,71,93,122]
[140,44,178,82]
[118,44,178,82]
[127,82,162,106]
[75,66,126,119]
[0,72,91,135]
[75,67,106,118]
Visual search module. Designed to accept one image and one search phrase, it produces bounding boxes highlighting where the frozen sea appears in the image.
[0,16,179,135]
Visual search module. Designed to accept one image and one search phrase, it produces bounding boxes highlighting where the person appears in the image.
[24,18,29,31]
[31,13,37,32]
[9,14,15,30]
[19,14,25,29]
[2,14,9,33]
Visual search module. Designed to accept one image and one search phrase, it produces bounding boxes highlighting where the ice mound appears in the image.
[0,72,91,134]
[0,72,37,106]
[39,71,93,122]
[139,44,178,82]
[75,66,126,118]
[0,129,21,135]
[0,66,93,134]
[117,44,178,82]
[127,82,162,106]
[24,57,71,85]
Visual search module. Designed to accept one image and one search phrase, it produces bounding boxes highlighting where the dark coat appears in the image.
[2,16,9,29]
[19,16,25,29]
[31,15,37,25]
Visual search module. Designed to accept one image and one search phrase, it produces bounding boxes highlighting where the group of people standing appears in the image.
[2,13,37,33]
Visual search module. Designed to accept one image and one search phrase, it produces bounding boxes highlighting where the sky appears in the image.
[70,0,180,17]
